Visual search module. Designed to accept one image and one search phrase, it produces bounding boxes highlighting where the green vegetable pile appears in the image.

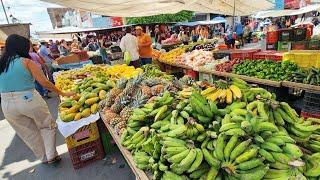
[289,67,320,85]
[233,60,300,81]
[141,64,174,81]
[113,77,320,180]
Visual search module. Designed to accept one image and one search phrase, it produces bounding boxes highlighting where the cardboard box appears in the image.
[55,54,80,65]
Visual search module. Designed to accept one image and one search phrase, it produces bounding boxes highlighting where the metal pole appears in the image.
[232,0,236,28]
[1,0,9,24]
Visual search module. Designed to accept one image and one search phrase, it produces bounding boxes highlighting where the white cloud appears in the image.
[0,0,61,34]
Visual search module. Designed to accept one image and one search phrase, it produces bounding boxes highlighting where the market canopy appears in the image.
[176,18,226,26]
[254,4,320,18]
[40,0,274,17]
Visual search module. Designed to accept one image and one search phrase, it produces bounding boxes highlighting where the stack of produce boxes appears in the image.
[66,122,105,169]
[301,92,320,118]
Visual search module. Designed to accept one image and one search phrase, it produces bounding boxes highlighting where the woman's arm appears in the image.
[23,59,75,97]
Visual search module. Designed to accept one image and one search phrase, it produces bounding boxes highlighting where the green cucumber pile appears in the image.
[233,60,299,81]
[116,78,320,180]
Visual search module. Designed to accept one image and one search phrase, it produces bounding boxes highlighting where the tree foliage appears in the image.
[126,11,193,24]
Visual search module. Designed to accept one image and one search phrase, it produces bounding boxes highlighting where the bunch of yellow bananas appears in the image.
[159,47,186,64]
[104,64,143,79]
[201,85,242,104]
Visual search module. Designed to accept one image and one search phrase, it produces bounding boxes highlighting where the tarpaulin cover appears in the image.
[40,0,274,17]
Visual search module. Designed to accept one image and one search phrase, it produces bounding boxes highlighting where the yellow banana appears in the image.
[226,89,233,104]
[229,85,242,99]
[207,89,222,102]
[201,87,216,97]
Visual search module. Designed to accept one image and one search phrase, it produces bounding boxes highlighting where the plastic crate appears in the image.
[185,69,198,79]
[291,41,307,50]
[230,49,260,60]
[283,50,320,68]
[293,27,307,41]
[302,92,320,114]
[266,52,284,62]
[277,41,291,51]
[266,43,277,50]
[65,122,100,149]
[308,39,320,50]
[267,31,279,44]
[301,111,320,119]
[69,138,105,169]
[279,29,293,41]
[101,131,118,154]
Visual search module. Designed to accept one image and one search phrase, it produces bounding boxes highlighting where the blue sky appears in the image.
[0,0,60,33]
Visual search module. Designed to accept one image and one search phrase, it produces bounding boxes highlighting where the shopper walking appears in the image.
[235,21,244,47]
[136,26,153,65]
[29,45,49,98]
[0,34,75,164]
[120,27,140,68]
[39,41,54,83]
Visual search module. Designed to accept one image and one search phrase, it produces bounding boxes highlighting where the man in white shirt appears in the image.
[120,27,140,67]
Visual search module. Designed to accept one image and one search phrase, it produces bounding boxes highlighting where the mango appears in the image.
[85,97,99,106]
[74,113,82,121]
[91,103,98,114]
[81,108,91,118]
[60,113,76,122]
[99,90,107,100]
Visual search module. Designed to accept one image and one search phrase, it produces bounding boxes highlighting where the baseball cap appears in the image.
[135,26,143,30]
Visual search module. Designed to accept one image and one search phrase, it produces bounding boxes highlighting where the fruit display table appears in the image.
[100,113,150,180]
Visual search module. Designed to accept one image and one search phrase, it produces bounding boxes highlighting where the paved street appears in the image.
[0,95,134,180]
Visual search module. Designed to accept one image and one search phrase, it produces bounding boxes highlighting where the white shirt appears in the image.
[120,33,139,61]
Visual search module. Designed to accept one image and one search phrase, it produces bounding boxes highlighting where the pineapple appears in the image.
[114,121,126,134]
[105,78,127,107]
[122,74,144,96]
[151,84,165,96]
[120,106,133,122]
[110,95,131,113]
[118,128,126,135]
[142,78,162,87]
[109,116,124,126]
[141,85,152,98]
[102,107,118,123]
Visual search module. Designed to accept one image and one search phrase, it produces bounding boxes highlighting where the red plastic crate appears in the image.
[267,31,279,44]
[230,49,261,60]
[301,111,320,119]
[186,69,198,79]
[253,51,277,60]
[291,41,307,50]
[68,138,105,169]
[266,52,284,62]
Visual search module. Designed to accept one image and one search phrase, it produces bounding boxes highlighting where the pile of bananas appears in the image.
[201,80,242,104]
[141,64,174,81]
[103,76,320,180]
[159,47,186,65]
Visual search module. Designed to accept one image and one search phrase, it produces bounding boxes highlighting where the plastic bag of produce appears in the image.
[124,51,132,65]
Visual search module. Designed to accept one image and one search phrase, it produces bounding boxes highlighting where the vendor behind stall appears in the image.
[136,26,152,65]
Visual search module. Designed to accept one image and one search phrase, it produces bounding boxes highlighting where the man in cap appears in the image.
[136,26,152,65]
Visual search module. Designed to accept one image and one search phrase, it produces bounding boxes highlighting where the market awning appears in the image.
[254,4,320,18]
[37,25,133,35]
[176,19,226,26]
[40,0,274,17]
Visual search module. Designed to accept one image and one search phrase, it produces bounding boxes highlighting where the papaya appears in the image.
[59,100,73,108]
[81,108,91,118]
[60,113,76,122]
[67,104,81,113]
[92,87,103,94]
[99,90,107,100]
[92,83,109,90]
[84,87,93,92]
[91,103,98,114]
[85,97,99,105]
[74,113,82,121]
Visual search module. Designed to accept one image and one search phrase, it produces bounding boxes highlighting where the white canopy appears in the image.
[40,0,274,17]
[254,4,320,18]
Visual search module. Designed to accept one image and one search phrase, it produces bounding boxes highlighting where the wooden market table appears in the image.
[100,114,150,180]
[282,81,320,93]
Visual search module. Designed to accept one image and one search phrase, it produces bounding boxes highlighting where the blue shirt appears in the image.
[235,23,244,35]
[0,56,35,93]
[39,45,53,63]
